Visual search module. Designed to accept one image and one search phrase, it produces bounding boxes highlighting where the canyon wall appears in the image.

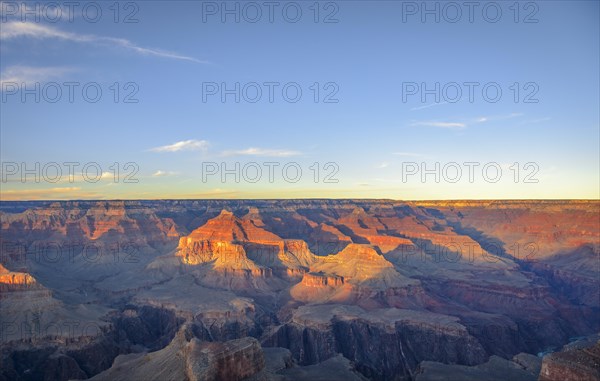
[1,199,598,380]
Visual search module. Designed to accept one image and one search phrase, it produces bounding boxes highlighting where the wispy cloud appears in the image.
[1,21,206,63]
[0,65,74,87]
[152,170,178,177]
[411,121,467,129]
[376,162,389,169]
[149,140,209,153]
[0,2,62,21]
[476,113,523,123]
[410,102,448,111]
[100,172,115,180]
[220,147,301,157]
[411,113,524,130]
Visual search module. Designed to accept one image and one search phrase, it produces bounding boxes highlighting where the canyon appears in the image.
[0,199,598,380]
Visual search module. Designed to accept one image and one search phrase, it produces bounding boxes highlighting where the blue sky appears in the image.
[1,1,598,200]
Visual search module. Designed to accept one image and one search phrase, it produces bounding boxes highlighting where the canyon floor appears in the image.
[0,199,598,381]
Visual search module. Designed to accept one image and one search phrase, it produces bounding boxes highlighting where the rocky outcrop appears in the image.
[276,354,368,381]
[86,324,265,381]
[173,210,319,291]
[264,305,487,380]
[308,223,352,255]
[539,339,600,381]
[185,337,265,381]
[290,244,426,308]
[0,264,41,292]
[301,272,345,287]
[415,353,542,381]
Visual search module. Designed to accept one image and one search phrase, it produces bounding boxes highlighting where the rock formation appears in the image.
[0,199,597,381]
[538,336,600,381]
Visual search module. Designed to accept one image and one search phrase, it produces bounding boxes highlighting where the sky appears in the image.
[0,0,598,200]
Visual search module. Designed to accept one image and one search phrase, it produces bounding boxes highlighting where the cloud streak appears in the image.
[1,21,207,63]
[149,140,209,153]
[152,170,178,177]
[220,147,301,157]
[412,121,467,129]
[0,65,74,87]
[410,102,448,111]
[411,113,524,130]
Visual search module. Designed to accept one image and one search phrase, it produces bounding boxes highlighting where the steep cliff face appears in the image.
[524,245,599,308]
[185,337,265,381]
[301,272,345,287]
[0,264,40,291]
[290,271,350,303]
[265,304,487,381]
[0,305,185,381]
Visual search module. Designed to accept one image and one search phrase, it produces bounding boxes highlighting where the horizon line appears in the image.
[1,198,599,203]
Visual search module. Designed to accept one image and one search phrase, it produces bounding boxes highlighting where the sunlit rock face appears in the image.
[0,263,39,291]
[0,200,598,381]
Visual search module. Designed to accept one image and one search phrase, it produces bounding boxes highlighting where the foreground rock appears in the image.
[415,353,542,381]
[276,354,368,381]
[86,325,265,381]
[538,338,600,381]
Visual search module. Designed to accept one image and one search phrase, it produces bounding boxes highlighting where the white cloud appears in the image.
[412,121,466,129]
[100,172,114,179]
[1,21,207,63]
[0,65,73,87]
[221,147,301,157]
[0,2,61,21]
[152,170,178,177]
[475,113,523,124]
[410,113,524,130]
[149,140,209,153]
[376,162,389,169]
[410,102,448,111]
